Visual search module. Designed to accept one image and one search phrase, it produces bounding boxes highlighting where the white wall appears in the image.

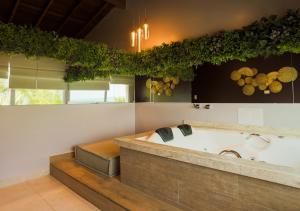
[135,103,300,133]
[86,0,300,50]
[0,103,135,187]
[1,102,300,188]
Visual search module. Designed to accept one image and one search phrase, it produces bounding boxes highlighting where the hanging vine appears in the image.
[0,9,300,82]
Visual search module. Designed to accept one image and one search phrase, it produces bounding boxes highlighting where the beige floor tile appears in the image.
[0,176,100,211]
[0,182,53,211]
[0,182,30,206]
[27,175,66,198]
[39,188,99,211]
[28,175,99,211]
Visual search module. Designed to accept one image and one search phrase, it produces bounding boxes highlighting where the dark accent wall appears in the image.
[192,53,300,103]
[135,76,191,102]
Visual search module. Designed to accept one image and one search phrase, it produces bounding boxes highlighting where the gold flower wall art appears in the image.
[146,76,180,97]
[230,67,298,96]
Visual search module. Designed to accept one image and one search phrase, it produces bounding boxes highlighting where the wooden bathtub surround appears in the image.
[115,122,300,189]
[50,153,182,211]
[49,121,300,210]
[120,148,300,211]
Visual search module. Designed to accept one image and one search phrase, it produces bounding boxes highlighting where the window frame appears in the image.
[4,83,131,106]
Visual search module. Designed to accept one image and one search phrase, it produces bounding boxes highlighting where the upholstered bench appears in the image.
[75,140,120,177]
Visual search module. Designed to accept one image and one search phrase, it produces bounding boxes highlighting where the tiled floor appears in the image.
[0,175,100,211]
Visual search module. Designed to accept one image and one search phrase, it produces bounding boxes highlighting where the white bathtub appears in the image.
[138,127,300,169]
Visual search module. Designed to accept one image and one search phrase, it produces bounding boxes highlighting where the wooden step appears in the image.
[50,153,182,211]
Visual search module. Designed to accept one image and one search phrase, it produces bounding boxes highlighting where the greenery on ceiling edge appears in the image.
[1,9,300,82]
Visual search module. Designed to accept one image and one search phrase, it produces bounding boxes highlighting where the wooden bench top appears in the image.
[50,153,182,211]
[77,140,120,160]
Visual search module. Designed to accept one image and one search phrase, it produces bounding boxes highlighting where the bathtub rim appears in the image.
[115,121,300,189]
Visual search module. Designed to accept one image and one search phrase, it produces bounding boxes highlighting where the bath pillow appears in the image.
[155,127,174,142]
[177,124,192,136]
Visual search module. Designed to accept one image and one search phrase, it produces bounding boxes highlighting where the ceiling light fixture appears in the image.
[130,8,149,52]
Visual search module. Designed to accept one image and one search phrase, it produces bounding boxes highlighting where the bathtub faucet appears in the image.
[247,133,271,144]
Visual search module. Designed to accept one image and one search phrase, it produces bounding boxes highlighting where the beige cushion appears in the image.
[75,140,120,177]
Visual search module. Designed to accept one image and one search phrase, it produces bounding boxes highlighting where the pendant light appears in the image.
[137,27,143,52]
[130,31,136,47]
[143,23,149,40]
[143,8,149,40]
[130,5,150,52]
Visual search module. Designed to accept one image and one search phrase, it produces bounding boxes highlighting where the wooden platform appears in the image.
[50,153,181,211]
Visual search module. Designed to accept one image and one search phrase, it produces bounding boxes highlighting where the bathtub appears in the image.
[137,126,300,169]
[116,121,300,210]
[116,121,300,211]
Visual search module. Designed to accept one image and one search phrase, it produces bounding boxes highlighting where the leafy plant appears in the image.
[0,9,300,82]
[15,89,64,105]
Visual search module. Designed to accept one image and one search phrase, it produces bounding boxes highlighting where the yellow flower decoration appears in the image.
[231,66,297,96]
[269,81,283,93]
[238,67,254,76]
[267,71,278,80]
[230,70,241,81]
[278,67,298,83]
[237,79,245,86]
[165,88,172,96]
[251,79,258,87]
[243,85,255,96]
[245,77,253,84]
[255,73,268,85]
[251,68,258,76]
[163,76,171,83]
[258,84,267,91]
[146,76,180,97]
[172,76,180,85]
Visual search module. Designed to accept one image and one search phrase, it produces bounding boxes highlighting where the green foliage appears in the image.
[0,9,300,82]
[112,97,126,103]
[15,89,64,105]
[0,79,10,105]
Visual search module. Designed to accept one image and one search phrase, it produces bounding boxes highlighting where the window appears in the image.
[0,83,131,106]
[0,78,10,105]
[0,54,134,105]
[69,90,105,104]
[0,84,131,106]
[68,84,130,104]
[14,89,64,105]
[106,84,129,103]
